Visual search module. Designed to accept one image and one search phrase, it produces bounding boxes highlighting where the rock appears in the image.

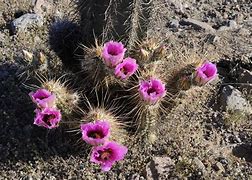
[213,162,225,172]
[237,69,252,92]
[234,134,242,143]
[165,0,184,14]
[193,157,205,171]
[169,19,179,29]
[236,14,244,23]
[33,0,52,17]
[0,32,5,45]
[220,85,251,114]
[219,158,228,165]
[206,34,220,44]
[244,17,252,26]
[238,69,252,84]
[223,12,228,19]
[180,18,216,33]
[31,0,37,5]
[228,20,237,28]
[34,0,45,16]
[238,28,250,36]
[11,13,43,33]
[218,26,230,31]
[218,20,239,31]
[145,157,175,180]
[130,173,145,180]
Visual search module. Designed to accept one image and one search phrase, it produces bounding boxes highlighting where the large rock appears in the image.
[145,156,175,180]
[220,85,251,114]
[180,18,216,33]
[11,13,43,33]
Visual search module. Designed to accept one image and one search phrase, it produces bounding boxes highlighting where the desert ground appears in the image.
[0,0,251,179]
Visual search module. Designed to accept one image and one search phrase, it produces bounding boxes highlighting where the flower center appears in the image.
[98,149,112,161]
[108,47,119,56]
[121,67,128,75]
[87,130,104,139]
[203,68,214,78]
[43,114,56,125]
[38,95,48,100]
[147,87,156,95]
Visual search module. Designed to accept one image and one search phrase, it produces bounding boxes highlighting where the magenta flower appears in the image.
[80,120,110,146]
[139,78,166,105]
[34,107,61,129]
[90,141,128,171]
[29,89,56,108]
[102,41,126,68]
[195,61,217,85]
[114,57,138,80]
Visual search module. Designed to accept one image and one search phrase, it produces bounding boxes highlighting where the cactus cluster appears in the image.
[26,1,218,172]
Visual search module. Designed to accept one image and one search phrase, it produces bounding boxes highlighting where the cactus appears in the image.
[25,0,220,173]
[80,104,128,144]
[80,40,138,90]
[165,49,218,93]
[126,66,169,144]
[130,38,167,67]
[30,74,80,119]
[77,0,152,48]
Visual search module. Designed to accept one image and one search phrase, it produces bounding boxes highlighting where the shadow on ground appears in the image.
[232,143,252,162]
[0,63,82,163]
[48,19,82,72]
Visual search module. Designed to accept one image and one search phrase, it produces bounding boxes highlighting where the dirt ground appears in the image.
[0,0,251,179]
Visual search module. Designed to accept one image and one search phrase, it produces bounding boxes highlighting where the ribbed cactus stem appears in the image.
[77,0,152,46]
[140,104,159,144]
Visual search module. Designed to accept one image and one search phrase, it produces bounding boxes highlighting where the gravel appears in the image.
[0,0,252,179]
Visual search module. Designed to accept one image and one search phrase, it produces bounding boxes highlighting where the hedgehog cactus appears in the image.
[25,0,221,172]
[81,40,139,89]
[81,107,128,144]
[29,75,80,119]
[131,38,167,66]
[77,0,152,48]
[41,79,79,116]
[138,77,166,143]
[166,54,218,93]
[126,64,167,144]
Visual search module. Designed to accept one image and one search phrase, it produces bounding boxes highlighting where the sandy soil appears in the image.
[0,0,251,179]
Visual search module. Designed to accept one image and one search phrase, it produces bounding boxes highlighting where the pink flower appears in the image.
[114,57,138,80]
[139,78,166,105]
[34,108,61,129]
[29,89,56,108]
[80,120,110,146]
[102,41,126,68]
[90,141,128,171]
[195,61,217,85]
